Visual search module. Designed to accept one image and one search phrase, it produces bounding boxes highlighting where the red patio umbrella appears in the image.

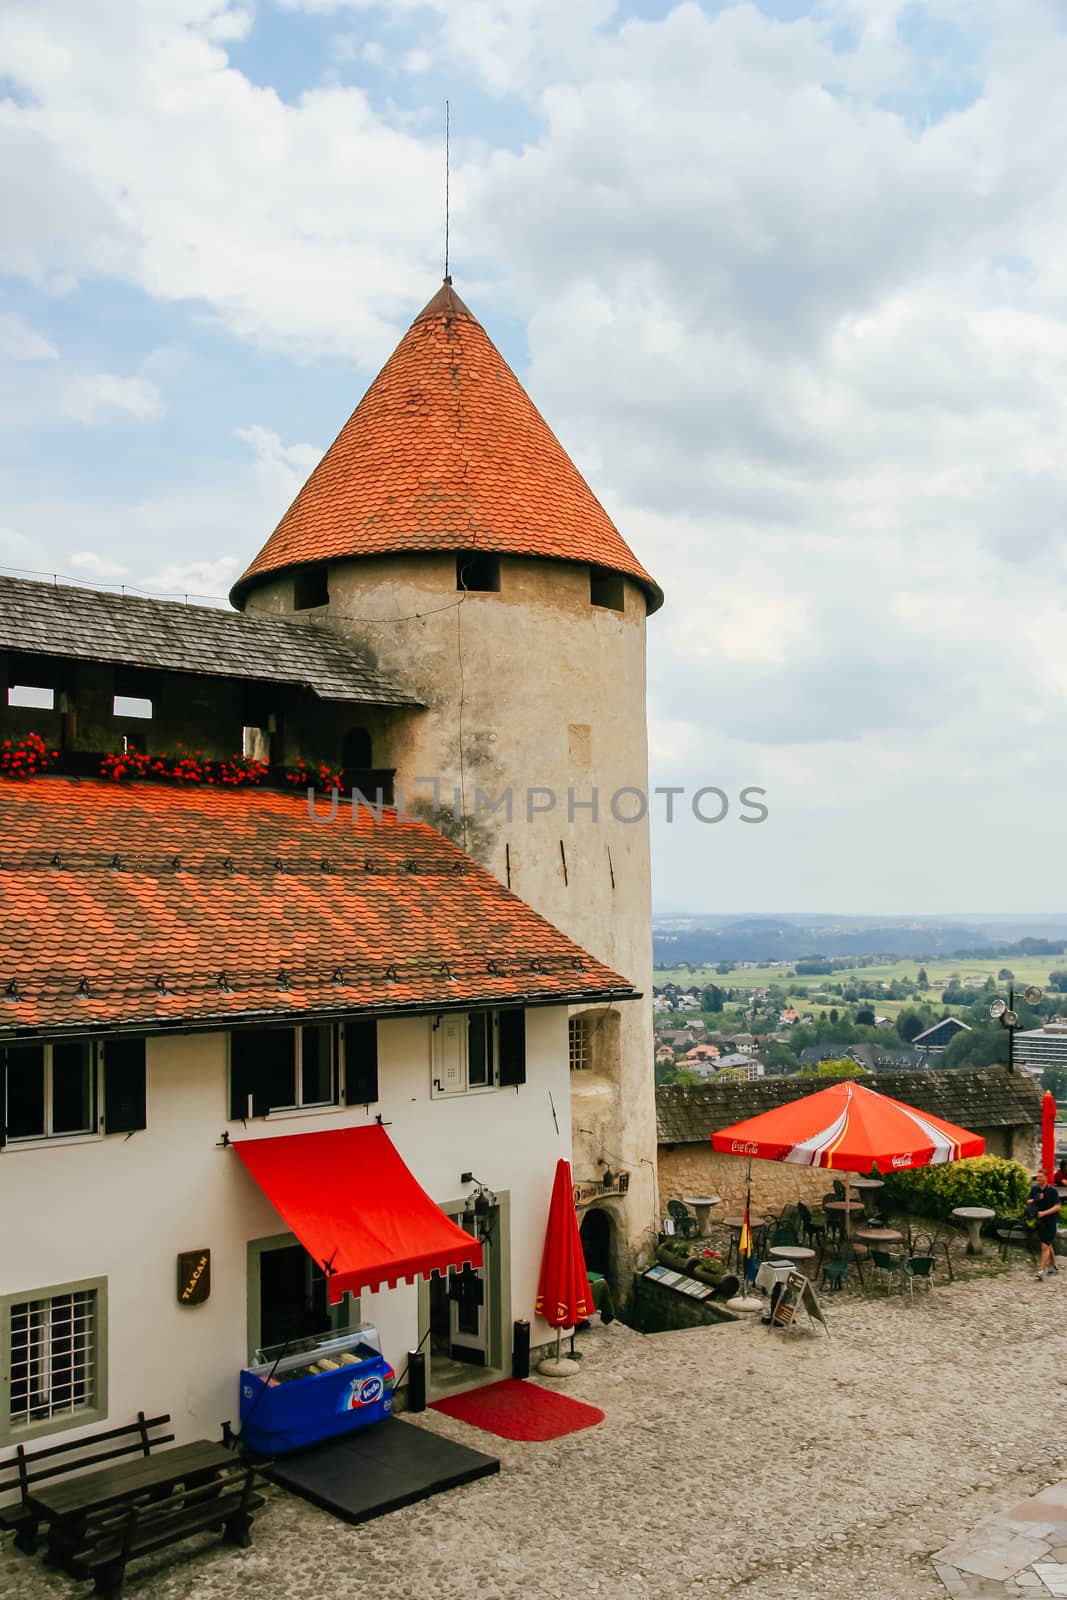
[535,1158,594,1375]
[1042,1090,1057,1181]
[712,1078,985,1236]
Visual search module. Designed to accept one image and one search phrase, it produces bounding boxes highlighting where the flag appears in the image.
[738,1198,753,1263]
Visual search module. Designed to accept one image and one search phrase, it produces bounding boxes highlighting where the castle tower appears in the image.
[231,280,662,1287]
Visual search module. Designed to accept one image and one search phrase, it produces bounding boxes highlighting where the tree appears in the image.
[940,1024,1008,1070]
[829,1008,839,1025]
[855,1007,876,1026]
[897,1009,927,1044]
[998,968,1015,982]
[700,984,725,1013]
[917,967,929,990]
[1049,971,1067,994]
[715,962,732,975]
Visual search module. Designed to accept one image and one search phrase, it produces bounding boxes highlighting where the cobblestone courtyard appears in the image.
[4,1260,1064,1600]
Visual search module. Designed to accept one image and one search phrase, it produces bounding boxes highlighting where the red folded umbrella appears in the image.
[1042,1090,1057,1181]
[535,1159,594,1363]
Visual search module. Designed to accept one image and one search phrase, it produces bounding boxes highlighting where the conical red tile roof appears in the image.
[231,281,662,612]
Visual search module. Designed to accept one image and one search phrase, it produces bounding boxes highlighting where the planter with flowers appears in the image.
[0,733,59,779]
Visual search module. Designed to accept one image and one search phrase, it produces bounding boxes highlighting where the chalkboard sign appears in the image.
[770,1269,829,1337]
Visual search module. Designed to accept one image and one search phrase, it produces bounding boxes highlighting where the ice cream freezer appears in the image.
[239,1323,395,1455]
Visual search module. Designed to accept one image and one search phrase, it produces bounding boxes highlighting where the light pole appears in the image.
[990,984,1042,1074]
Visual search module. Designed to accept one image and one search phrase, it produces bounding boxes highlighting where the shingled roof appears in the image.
[0,776,636,1038]
[231,280,662,612]
[657,1068,1043,1145]
[0,575,420,706]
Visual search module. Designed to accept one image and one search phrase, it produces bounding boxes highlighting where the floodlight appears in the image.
[1025,985,1043,1004]
[989,999,1006,1019]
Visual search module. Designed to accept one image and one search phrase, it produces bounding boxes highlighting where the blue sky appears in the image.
[2,0,1067,911]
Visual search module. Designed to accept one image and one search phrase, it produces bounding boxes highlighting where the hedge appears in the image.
[878,1154,1031,1220]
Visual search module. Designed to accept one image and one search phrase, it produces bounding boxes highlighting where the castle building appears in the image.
[231,280,662,1287]
[0,278,660,1455]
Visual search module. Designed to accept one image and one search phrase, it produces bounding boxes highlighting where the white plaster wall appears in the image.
[245,553,658,1275]
[0,1008,570,1451]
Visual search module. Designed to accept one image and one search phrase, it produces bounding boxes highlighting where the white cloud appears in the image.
[61,374,164,424]
[0,312,58,362]
[68,550,130,579]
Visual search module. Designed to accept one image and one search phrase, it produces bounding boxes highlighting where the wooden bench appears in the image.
[65,1461,267,1597]
[0,1413,174,1555]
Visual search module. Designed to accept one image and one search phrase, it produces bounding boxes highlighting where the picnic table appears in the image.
[28,1439,234,1572]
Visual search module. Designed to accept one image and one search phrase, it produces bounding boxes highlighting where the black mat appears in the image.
[265,1417,500,1525]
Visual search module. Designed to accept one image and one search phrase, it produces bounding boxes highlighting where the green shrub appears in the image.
[879,1154,1030,1220]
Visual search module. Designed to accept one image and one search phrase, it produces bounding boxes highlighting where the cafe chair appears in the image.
[796,1201,826,1251]
[903,1254,935,1299]
[870,1247,906,1295]
[821,1240,865,1293]
[770,1223,800,1248]
[666,1199,698,1240]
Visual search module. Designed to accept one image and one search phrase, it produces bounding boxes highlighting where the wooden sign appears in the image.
[177,1249,211,1306]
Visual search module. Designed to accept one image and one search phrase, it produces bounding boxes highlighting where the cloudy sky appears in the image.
[1,0,1065,916]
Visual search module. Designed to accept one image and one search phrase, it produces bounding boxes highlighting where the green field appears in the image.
[653,955,1060,1017]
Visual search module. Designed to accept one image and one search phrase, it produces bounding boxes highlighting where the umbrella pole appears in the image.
[845,1173,852,1239]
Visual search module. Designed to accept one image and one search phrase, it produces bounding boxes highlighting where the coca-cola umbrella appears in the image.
[1042,1090,1057,1184]
[712,1079,985,1237]
[535,1157,595,1377]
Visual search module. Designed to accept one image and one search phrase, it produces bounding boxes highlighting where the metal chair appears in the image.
[770,1223,800,1247]
[903,1254,934,1299]
[797,1201,826,1251]
[822,1240,864,1293]
[666,1199,698,1240]
[870,1247,905,1295]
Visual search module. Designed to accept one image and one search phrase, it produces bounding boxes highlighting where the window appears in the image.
[293,565,329,609]
[589,566,624,611]
[112,696,153,719]
[230,1025,340,1119]
[2,1279,106,1441]
[7,685,54,710]
[343,1018,379,1106]
[2,1042,95,1141]
[456,554,500,593]
[0,1039,146,1146]
[569,1017,590,1071]
[432,1010,525,1095]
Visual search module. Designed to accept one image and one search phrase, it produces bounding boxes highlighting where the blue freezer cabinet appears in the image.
[239,1323,395,1455]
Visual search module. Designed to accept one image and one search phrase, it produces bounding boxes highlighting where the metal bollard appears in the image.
[512,1318,531,1380]
[406,1350,426,1412]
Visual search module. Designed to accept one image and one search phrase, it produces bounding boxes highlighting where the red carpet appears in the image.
[429,1378,604,1441]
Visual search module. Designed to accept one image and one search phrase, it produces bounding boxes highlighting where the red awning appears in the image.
[234,1125,482,1303]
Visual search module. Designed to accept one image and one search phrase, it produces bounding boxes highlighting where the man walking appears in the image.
[1032,1169,1061,1280]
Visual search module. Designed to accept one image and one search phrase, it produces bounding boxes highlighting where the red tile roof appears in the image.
[231,281,662,612]
[0,777,636,1037]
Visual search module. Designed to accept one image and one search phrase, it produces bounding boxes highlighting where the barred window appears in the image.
[7,1285,101,1434]
[569,1018,590,1071]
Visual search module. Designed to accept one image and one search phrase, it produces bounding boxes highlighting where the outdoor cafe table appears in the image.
[854,1226,903,1248]
[952,1205,996,1255]
[769,1244,816,1273]
[27,1439,234,1571]
[682,1194,722,1238]
[849,1177,884,1196]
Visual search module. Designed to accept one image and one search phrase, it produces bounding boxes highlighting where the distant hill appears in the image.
[652,913,1067,965]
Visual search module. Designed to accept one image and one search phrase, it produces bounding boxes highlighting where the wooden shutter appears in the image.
[344,1018,379,1105]
[497,1009,526,1086]
[103,1038,147,1133]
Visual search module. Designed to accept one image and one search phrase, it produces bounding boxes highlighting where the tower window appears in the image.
[293,565,329,610]
[456,554,500,593]
[590,567,624,611]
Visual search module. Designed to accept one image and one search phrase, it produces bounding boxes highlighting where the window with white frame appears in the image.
[0,1038,147,1145]
[432,1011,526,1095]
[229,1024,338,1119]
[2,1041,96,1141]
[569,1017,590,1071]
[2,1280,105,1440]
